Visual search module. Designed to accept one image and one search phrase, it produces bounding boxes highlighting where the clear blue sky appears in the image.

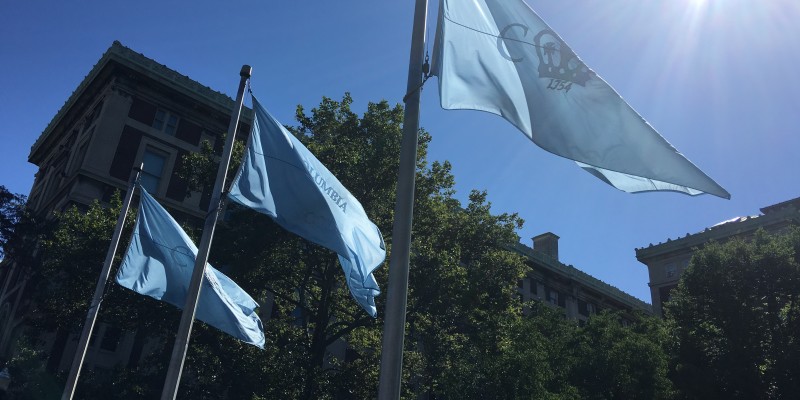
[2,0,799,303]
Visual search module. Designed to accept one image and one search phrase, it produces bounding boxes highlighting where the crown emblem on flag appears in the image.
[534,29,592,86]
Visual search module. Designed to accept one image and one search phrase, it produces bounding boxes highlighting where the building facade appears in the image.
[636,197,800,317]
[515,232,652,324]
[0,41,251,371]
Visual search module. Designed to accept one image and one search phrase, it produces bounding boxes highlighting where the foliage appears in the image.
[433,302,580,400]
[0,186,26,260]
[665,229,800,399]
[10,191,183,399]
[5,335,62,400]
[569,311,676,400]
[8,93,680,399]
[173,93,538,399]
[176,134,245,197]
[0,186,38,267]
[32,193,177,336]
[403,187,531,398]
[33,195,125,332]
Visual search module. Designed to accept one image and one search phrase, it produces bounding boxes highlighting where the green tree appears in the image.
[434,301,580,400]
[0,186,40,280]
[403,188,531,398]
[165,94,414,399]
[0,186,27,260]
[12,193,181,399]
[666,229,800,399]
[176,94,538,399]
[569,311,676,400]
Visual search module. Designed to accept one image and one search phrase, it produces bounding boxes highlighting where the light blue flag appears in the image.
[228,96,386,317]
[431,0,730,199]
[116,187,265,348]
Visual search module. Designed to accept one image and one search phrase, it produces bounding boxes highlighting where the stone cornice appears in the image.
[635,204,800,261]
[509,242,652,313]
[31,41,243,162]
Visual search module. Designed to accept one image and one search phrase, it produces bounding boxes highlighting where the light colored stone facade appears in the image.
[636,197,800,317]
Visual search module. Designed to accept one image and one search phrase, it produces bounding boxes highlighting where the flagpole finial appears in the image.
[240,65,252,78]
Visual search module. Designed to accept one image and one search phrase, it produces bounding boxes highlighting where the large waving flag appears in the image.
[116,187,265,348]
[228,96,386,317]
[431,0,729,199]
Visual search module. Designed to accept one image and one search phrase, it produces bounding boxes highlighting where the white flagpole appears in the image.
[160,65,251,400]
[61,165,142,400]
[378,0,428,398]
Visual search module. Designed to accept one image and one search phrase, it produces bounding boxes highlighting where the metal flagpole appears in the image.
[160,65,251,400]
[61,164,142,400]
[378,0,428,398]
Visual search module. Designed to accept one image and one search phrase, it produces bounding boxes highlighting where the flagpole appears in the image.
[378,0,428,398]
[61,165,142,400]
[160,65,251,400]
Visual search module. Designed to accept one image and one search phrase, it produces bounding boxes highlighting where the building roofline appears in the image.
[635,200,800,260]
[509,242,652,313]
[31,41,240,159]
[532,232,559,240]
[760,197,800,215]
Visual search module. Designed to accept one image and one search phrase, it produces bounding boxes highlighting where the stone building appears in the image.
[636,197,800,317]
[515,232,652,324]
[0,40,251,372]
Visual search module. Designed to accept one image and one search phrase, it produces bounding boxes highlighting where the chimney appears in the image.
[532,232,559,260]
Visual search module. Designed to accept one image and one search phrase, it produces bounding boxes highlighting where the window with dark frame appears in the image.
[100,326,123,352]
[140,148,168,194]
[153,109,179,136]
[546,288,559,306]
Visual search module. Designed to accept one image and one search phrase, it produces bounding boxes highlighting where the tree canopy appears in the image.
[666,229,800,399]
[0,186,30,261]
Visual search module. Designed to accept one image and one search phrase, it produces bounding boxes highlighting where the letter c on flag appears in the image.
[498,23,529,62]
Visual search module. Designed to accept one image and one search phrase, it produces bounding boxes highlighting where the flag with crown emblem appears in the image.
[431,0,729,199]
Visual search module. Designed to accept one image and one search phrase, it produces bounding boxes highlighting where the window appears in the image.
[578,299,589,316]
[547,288,559,306]
[100,326,123,352]
[665,263,677,278]
[140,148,167,193]
[88,324,123,352]
[128,97,157,125]
[153,109,179,135]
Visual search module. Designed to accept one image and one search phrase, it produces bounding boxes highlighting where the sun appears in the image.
[686,0,711,11]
